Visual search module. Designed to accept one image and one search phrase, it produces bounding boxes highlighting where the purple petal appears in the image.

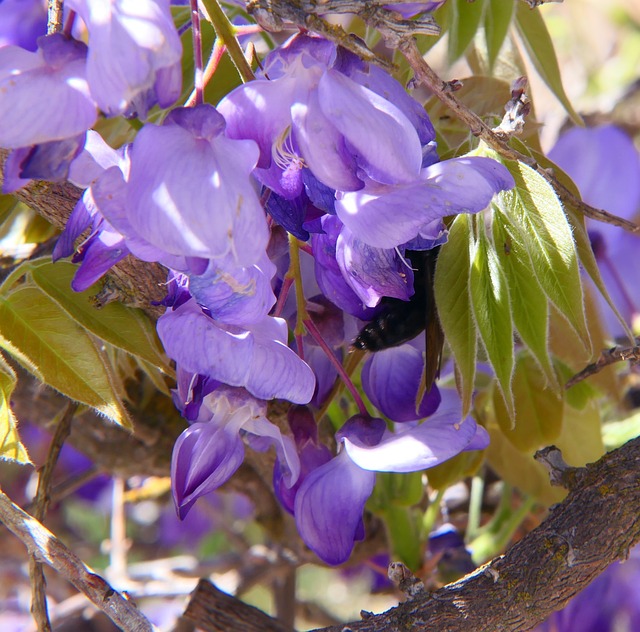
[342,389,487,472]
[19,133,86,181]
[549,125,640,221]
[362,345,441,422]
[171,422,245,519]
[0,35,96,148]
[294,450,376,565]
[67,130,123,188]
[316,70,422,185]
[0,0,47,51]
[53,196,96,260]
[157,300,316,404]
[67,0,182,117]
[125,109,268,266]
[336,228,413,306]
[336,156,514,248]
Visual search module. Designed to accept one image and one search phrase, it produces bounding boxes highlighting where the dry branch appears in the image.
[0,490,156,632]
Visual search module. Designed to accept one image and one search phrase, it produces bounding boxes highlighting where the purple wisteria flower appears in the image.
[0,35,96,150]
[171,383,301,519]
[293,388,489,564]
[549,125,640,338]
[66,0,182,117]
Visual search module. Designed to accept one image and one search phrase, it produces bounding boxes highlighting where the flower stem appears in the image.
[304,316,368,416]
[189,0,204,106]
[199,0,255,83]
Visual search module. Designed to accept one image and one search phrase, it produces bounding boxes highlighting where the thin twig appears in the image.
[397,39,640,235]
[29,401,77,632]
[0,490,156,632]
[47,0,64,34]
[565,340,640,389]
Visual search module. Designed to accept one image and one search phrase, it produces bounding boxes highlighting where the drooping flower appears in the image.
[294,388,489,564]
[171,385,301,519]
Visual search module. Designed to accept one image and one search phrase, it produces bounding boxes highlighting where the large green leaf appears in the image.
[28,259,172,374]
[484,0,515,70]
[493,352,563,451]
[0,354,30,464]
[469,220,514,418]
[0,287,132,428]
[492,208,556,387]
[448,0,488,63]
[434,214,477,415]
[514,3,582,125]
[495,160,591,352]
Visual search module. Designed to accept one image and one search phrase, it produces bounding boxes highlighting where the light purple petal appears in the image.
[67,0,182,116]
[157,301,316,404]
[171,422,245,519]
[342,389,487,472]
[189,253,276,327]
[336,228,413,306]
[0,36,96,148]
[67,130,122,188]
[316,70,422,185]
[71,226,129,291]
[126,109,268,266]
[549,125,640,221]
[294,450,376,565]
[336,156,514,248]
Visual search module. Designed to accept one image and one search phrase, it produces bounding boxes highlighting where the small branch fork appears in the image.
[565,338,640,389]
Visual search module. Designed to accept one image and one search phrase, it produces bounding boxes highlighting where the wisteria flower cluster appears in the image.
[0,1,516,565]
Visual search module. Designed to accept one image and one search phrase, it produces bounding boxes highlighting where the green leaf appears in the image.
[514,3,582,125]
[493,351,563,451]
[0,287,132,428]
[484,0,515,69]
[495,160,591,352]
[29,259,172,374]
[492,208,556,387]
[448,0,487,63]
[434,214,477,415]
[0,354,31,464]
[469,220,514,418]
[426,448,484,490]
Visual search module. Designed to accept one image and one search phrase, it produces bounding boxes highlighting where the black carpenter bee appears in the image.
[353,247,444,391]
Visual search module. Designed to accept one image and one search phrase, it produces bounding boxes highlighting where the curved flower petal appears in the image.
[342,389,487,472]
[336,228,413,306]
[67,0,182,117]
[294,449,376,565]
[336,157,514,248]
[171,421,245,519]
[316,70,422,185]
[0,35,96,148]
[125,107,268,266]
[157,300,316,404]
[362,344,441,422]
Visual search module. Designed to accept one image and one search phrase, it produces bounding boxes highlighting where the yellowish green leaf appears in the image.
[493,352,563,451]
[0,354,31,464]
[484,0,515,70]
[434,214,477,415]
[514,3,582,125]
[29,259,172,375]
[469,220,514,418]
[0,287,132,428]
[448,0,488,63]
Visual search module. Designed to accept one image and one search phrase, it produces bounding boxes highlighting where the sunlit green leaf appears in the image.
[514,3,582,125]
[426,448,485,490]
[492,208,556,387]
[434,214,476,415]
[493,352,563,451]
[484,0,515,69]
[0,287,132,428]
[29,259,172,374]
[0,354,31,464]
[469,220,514,418]
[448,0,488,63]
[495,160,591,352]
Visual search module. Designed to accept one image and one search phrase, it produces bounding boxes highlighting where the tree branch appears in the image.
[0,490,156,632]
